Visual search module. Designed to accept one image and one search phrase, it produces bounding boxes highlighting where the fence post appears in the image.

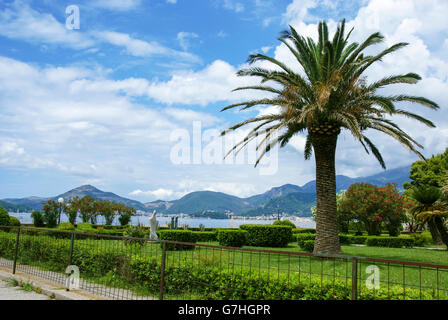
[66,232,76,292]
[12,226,21,274]
[159,241,167,300]
[351,257,358,300]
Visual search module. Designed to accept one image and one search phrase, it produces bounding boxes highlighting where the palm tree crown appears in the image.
[221,20,438,167]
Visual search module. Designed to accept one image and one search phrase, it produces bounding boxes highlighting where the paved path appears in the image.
[0,279,50,300]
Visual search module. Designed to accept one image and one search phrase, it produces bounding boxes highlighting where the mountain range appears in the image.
[1,165,411,217]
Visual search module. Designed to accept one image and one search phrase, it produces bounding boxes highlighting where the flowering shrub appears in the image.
[345,183,411,236]
[42,200,60,228]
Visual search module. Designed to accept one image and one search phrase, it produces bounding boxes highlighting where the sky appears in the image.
[0,0,447,202]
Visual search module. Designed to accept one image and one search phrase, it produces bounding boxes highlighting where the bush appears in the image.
[365,236,415,248]
[0,207,10,226]
[57,222,75,230]
[300,240,315,252]
[239,225,292,247]
[192,231,217,242]
[76,222,95,232]
[8,216,21,227]
[294,228,316,234]
[31,211,45,227]
[338,234,352,245]
[158,230,196,250]
[296,233,315,247]
[273,220,296,229]
[216,230,247,247]
[123,225,148,246]
[409,233,428,247]
[350,236,367,245]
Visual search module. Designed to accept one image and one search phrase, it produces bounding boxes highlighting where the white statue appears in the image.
[149,210,159,240]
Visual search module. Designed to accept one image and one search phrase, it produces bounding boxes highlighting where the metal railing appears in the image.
[0,225,446,300]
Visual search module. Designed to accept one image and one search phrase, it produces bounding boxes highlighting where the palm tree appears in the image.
[409,186,444,245]
[221,20,439,254]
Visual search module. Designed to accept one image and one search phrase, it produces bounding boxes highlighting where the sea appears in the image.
[9,212,316,229]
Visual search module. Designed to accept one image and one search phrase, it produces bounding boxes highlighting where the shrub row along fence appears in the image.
[0,226,447,300]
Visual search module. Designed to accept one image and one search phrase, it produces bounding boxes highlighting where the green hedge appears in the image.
[0,208,10,226]
[273,220,296,228]
[216,230,247,247]
[158,230,196,250]
[338,234,367,245]
[0,231,443,300]
[300,240,315,252]
[366,236,415,248]
[294,228,316,234]
[193,231,217,242]
[239,225,292,248]
[8,216,21,227]
[296,233,316,247]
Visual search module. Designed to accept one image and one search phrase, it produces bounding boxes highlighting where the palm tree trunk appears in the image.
[428,220,443,245]
[312,133,342,254]
[434,216,448,249]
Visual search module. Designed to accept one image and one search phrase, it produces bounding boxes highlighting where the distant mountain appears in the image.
[243,192,316,217]
[2,185,147,212]
[2,196,50,211]
[300,165,412,193]
[2,165,412,216]
[0,200,33,212]
[164,191,251,215]
[57,185,147,211]
[245,184,303,207]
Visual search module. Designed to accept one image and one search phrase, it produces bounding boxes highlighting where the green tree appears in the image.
[116,203,136,226]
[64,197,80,225]
[409,186,445,245]
[78,196,96,223]
[31,211,45,227]
[42,200,59,228]
[95,200,116,225]
[0,207,10,226]
[335,190,352,234]
[344,183,409,236]
[221,20,438,253]
[404,148,448,190]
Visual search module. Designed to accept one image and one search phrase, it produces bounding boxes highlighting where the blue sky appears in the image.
[0,0,447,202]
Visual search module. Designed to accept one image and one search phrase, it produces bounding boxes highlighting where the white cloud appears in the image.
[0,2,201,64]
[93,31,202,63]
[222,0,245,13]
[91,0,142,11]
[130,188,175,199]
[144,60,269,106]
[0,1,94,49]
[177,32,199,51]
[0,56,221,183]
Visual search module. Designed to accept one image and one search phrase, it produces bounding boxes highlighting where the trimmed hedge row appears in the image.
[216,230,248,247]
[158,230,196,250]
[0,230,441,300]
[239,225,292,248]
[365,236,415,248]
[293,228,316,234]
[193,231,217,242]
[298,234,415,249]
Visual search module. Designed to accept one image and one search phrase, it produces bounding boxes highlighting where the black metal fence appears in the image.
[0,225,446,300]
